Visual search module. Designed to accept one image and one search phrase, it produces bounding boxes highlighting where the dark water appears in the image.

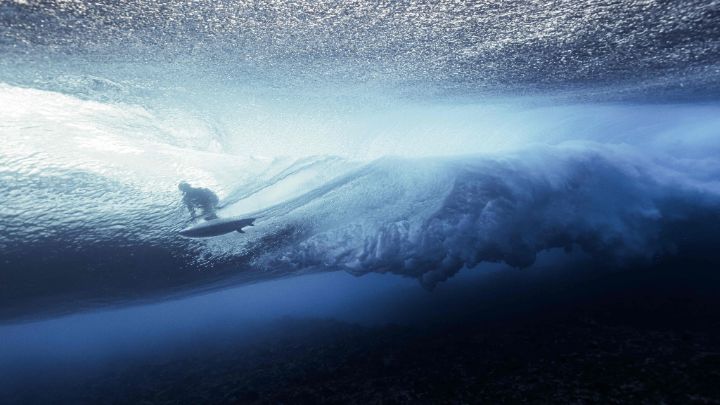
[1,0,720,402]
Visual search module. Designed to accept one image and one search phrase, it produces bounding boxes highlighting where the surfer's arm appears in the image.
[182,194,198,218]
[185,202,197,218]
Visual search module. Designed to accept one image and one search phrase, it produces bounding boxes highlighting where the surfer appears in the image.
[178,181,219,220]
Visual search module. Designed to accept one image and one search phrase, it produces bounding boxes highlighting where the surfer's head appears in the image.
[178,181,191,192]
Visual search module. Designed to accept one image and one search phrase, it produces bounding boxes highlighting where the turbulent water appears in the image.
[1,0,720,320]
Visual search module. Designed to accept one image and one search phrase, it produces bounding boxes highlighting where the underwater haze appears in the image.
[2,0,720,403]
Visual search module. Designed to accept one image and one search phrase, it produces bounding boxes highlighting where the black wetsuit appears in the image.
[182,187,219,220]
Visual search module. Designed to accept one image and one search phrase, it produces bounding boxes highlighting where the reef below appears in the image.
[5,262,720,404]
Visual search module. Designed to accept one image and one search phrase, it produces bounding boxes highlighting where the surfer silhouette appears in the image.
[178,181,219,220]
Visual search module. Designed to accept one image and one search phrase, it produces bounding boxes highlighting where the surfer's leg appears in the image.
[200,202,218,220]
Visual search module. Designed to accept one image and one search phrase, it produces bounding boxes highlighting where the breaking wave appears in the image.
[249,144,720,287]
[2,82,720,319]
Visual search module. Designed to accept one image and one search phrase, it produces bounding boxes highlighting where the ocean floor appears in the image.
[4,262,720,404]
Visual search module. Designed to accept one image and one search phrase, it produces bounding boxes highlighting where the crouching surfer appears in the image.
[178,181,219,220]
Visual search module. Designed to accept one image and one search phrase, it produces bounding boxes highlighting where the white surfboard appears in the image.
[179,217,256,238]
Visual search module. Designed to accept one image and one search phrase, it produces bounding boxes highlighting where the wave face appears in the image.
[1,1,720,319]
[2,82,720,318]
